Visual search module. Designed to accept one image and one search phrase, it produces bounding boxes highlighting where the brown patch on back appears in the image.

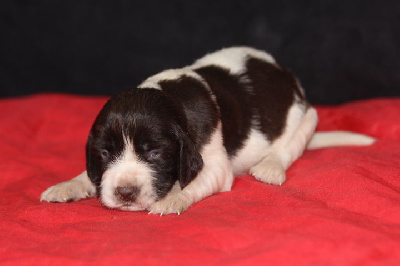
[246,58,306,141]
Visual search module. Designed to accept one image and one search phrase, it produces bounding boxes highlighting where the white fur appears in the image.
[273,106,318,169]
[138,68,190,89]
[231,129,271,176]
[40,171,96,202]
[148,122,233,215]
[307,131,375,149]
[138,68,218,105]
[100,135,157,211]
[139,68,201,89]
[250,106,318,185]
[191,46,276,75]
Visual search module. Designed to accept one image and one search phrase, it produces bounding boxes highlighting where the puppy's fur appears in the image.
[41,47,375,215]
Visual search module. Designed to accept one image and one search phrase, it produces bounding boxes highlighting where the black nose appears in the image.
[115,186,140,202]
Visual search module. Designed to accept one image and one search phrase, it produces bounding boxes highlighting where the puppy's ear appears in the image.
[85,133,102,187]
[174,126,203,189]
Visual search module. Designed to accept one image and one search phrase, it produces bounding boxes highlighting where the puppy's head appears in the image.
[86,89,203,211]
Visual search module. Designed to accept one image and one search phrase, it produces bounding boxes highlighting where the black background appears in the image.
[1,0,399,104]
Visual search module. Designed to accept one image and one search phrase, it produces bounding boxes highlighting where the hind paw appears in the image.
[250,157,286,186]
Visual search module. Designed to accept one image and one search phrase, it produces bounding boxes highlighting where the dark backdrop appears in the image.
[1,0,399,104]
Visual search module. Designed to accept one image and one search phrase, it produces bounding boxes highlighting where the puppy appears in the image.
[40,47,375,215]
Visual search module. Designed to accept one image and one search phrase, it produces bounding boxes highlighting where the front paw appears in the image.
[148,194,191,215]
[40,180,96,203]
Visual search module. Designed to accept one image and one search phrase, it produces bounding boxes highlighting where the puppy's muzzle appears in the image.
[115,186,141,202]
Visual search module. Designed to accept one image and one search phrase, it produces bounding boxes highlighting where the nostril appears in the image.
[115,186,140,202]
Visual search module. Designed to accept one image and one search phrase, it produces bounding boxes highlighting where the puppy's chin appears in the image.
[118,204,147,212]
[100,197,154,212]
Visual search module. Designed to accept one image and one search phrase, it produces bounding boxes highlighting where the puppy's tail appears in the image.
[307,131,375,150]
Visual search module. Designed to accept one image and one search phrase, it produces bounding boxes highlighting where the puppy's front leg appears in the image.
[148,162,233,215]
[148,182,190,215]
[40,171,96,203]
[149,126,233,215]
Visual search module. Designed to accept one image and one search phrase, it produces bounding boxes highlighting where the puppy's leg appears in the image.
[147,181,189,215]
[250,151,286,185]
[251,106,318,185]
[148,127,233,215]
[148,159,232,215]
[40,171,96,202]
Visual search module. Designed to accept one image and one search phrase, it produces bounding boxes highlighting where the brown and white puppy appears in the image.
[40,47,374,215]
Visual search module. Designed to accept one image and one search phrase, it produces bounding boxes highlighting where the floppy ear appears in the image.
[174,126,204,189]
[85,133,102,187]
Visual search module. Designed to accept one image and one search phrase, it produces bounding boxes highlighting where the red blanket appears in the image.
[1,95,399,265]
